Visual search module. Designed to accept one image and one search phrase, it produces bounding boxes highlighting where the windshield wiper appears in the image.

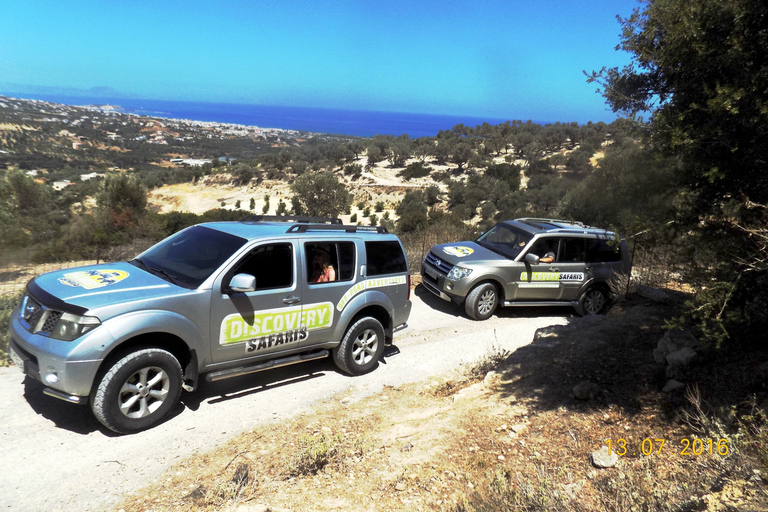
[150,267,180,285]
[129,258,149,271]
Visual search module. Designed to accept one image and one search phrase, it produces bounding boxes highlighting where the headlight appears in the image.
[447,266,473,280]
[51,312,101,341]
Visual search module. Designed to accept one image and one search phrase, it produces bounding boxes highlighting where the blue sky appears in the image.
[0,0,640,123]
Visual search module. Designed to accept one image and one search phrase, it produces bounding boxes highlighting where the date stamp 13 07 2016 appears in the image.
[605,438,729,457]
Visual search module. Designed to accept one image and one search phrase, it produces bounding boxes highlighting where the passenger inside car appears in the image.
[310,247,336,283]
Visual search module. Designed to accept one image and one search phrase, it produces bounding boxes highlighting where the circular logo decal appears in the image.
[443,246,474,257]
[59,269,129,289]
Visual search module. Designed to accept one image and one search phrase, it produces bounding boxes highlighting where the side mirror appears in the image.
[524,253,540,265]
[229,273,256,293]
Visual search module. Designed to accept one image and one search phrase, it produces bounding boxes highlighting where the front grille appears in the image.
[425,252,452,275]
[41,311,63,334]
[20,295,63,336]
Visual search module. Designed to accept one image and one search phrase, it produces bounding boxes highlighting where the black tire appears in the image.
[333,317,385,375]
[91,348,183,434]
[464,282,498,320]
[575,287,609,316]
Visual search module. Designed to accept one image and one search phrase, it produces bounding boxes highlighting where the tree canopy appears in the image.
[290,172,351,218]
[590,0,768,344]
[589,0,768,210]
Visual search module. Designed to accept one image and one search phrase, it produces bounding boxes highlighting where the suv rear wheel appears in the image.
[333,317,385,375]
[465,282,498,321]
[576,287,608,316]
[91,348,183,434]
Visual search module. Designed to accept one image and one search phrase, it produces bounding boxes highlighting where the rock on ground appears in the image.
[591,446,619,468]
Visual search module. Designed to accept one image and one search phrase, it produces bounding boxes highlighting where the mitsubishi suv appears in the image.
[420,218,629,320]
[8,216,412,433]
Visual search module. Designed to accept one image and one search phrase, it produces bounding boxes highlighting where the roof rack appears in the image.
[287,224,389,234]
[240,215,342,224]
[517,217,586,228]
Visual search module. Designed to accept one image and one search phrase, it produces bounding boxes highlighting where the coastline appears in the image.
[0,91,516,138]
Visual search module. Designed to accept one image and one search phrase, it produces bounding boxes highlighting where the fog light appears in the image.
[446,283,454,290]
[45,371,59,384]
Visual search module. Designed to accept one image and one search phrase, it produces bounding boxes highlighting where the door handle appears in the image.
[550,268,559,272]
[283,296,301,304]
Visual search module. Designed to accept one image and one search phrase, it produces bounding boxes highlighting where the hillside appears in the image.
[145,152,530,226]
[1,94,621,262]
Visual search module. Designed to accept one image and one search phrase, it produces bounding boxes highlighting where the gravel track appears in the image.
[0,288,569,512]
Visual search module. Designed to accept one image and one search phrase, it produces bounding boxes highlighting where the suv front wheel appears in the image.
[464,282,498,321]
[333,317,385,375]
[91,348,183,434]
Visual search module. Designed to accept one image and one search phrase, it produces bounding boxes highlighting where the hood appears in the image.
[429,241,508,267]
[28,261,188,313]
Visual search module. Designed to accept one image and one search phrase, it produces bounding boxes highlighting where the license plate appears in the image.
[9,346,24,372]
[425,266,439,280]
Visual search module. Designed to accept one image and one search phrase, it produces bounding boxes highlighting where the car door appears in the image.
[515,237,563,300]
[297,239,358,347]
[209,240,303,364]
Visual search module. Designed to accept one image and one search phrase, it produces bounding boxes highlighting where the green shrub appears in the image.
[398,162,431,181]
[286,434,342,476]
[0,292,23,366]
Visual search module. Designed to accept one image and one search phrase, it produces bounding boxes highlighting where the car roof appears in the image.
[197,217,399,241]
[503,218,617,238]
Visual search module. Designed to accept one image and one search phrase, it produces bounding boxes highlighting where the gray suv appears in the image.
[420,218,629,320]
[8,216,411,433]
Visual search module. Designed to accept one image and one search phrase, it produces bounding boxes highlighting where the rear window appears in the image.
[560,238,586,263]
[586,239,622,262]
[305,241,356,283]
[365,241,407,276]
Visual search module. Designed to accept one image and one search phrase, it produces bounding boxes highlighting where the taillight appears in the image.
[407,274,411,300]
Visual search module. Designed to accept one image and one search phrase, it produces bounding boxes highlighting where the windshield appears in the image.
[131,225,247,288]
[476,223,533,260]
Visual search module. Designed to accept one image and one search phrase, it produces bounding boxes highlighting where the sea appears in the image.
[2,91,518,138]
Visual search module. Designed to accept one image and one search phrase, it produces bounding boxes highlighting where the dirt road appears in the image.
[0,288,570,512]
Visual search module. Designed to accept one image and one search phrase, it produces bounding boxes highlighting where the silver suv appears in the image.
[8,216,412,433]
[420,218,629,320]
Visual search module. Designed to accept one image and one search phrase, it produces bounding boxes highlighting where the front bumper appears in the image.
[420,264,468,304]
[8,307,106,399]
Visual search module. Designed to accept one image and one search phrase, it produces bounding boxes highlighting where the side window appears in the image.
[306,242,355,284]
[527,238,560,262]
[366,241,407,276]
[233,243,293,290]
[586,239,622,263]
[560,238,586,263]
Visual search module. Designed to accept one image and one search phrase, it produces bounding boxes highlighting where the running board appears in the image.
[206,350,330,382]
[503,301,578,308]
[43,387,88,405]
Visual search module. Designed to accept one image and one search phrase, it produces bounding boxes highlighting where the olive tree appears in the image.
[290,172,351,218]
